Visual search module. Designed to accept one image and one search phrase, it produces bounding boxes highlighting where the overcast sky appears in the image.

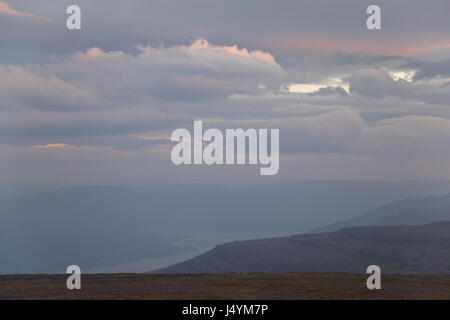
[1,0,450,186]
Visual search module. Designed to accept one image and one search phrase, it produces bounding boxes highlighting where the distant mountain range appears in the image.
[312,193,450,233]
[156,193,450,274]
[2,182,450,274]
[155,222,450,274]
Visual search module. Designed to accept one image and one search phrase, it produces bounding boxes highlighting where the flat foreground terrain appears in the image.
[0,273,449,300]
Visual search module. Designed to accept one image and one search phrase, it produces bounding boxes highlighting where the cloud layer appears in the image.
[1,1,450,183]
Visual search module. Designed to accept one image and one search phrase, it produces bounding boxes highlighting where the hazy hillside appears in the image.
[312,193,450,233]
[156,222,450,274]
[2,181,450,274]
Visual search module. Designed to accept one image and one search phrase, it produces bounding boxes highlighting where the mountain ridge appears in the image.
[311,193,450,233]
[155,221,450,274]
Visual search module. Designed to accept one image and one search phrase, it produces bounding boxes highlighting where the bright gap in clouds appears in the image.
[388,70,416,82]
[286,77,350,94]
[287,70,417,95]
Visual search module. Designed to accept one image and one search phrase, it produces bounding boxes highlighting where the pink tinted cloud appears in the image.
[32,143,69,149]
[0,1,47,20]
[138,38,281,69]
[188,39,280,68]
[257,35,450,57]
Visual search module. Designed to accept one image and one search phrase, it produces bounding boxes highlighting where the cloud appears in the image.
[13,39,282,109]
[137,135,171,141]
[287,77,349,95]
[0,107,190,142]
[256,35,450,57]
[1,31,450,182]
[344,67,450,106]
[32,143,69,149]
[402,59,450,80]
[0,66,100,111]
[0,39,283,115]
[0,1,46,20]
[331,52,404,66]
[3,0,450,68]
[205,110,450,156]
[181,39,280,68]
[346,68,398,98]
[354,115,450,154]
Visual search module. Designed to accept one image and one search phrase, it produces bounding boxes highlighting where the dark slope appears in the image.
[156,222,450,274]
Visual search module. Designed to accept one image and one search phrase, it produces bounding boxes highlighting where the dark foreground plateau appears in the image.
[0,273,449,300]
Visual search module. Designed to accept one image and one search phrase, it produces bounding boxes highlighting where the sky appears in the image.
[1,0,450,186]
